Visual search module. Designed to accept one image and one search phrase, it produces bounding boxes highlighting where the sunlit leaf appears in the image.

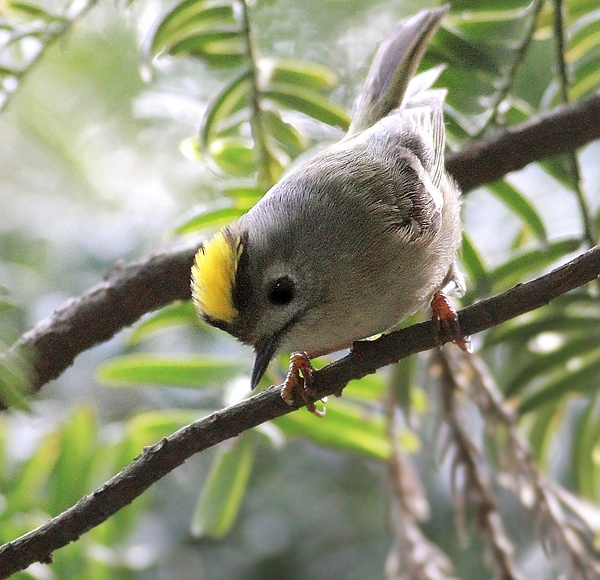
[148,0,239,58]
[8,432,60,512]
[208,137,256,175]
[487,181,547,242]
[274,399,390,460]
[568,12,600,62]
[258,58,339,91]
[221,186,265,203]
[50,407,98,512]
[191,432,255,538]
[571,53,600,99]
[97,355,242,387]
[200,71,251,148]
[176,206,246,234]
[126,409,209,447]
[169,30,245,68]
[343,374,386,402]
[263,108,308,154]
[263,85,350,130]
[3,1,64,22]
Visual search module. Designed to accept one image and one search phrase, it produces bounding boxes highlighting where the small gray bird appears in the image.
[191,6,465,404]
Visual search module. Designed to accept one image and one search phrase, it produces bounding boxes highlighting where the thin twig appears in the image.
[473,0,545,138]
[238,0,276,189]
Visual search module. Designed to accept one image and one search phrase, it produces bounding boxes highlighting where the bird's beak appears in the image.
[250,332,283,390]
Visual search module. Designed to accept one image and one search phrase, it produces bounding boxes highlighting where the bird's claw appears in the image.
[431,291,472,352]
[281,352,325,417]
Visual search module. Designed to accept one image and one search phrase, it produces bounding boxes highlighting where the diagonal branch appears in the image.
[2,92,599,407]
[0,244,599,578]
[445,90,600,192]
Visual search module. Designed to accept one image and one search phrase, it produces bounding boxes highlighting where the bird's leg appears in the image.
[281,352,325,417]
[431,289,472,352]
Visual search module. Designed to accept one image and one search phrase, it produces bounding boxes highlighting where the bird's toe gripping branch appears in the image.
[431,290,472,352]
[280,352,325,417]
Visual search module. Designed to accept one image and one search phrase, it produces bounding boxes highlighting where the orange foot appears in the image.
[280,352,325,417]
[431,291,472,352]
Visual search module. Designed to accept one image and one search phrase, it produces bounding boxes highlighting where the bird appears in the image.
[191,5,467,413]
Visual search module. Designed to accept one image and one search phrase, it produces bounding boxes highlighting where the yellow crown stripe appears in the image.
[191,230,242,324]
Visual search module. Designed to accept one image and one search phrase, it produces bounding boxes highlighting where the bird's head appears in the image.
[191,225,314,390]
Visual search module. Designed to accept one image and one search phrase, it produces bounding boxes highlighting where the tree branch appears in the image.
[1,93,599,407]
[0,244,599,578]
[445,90,600,192]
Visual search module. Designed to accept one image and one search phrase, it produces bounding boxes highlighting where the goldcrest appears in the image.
[191,6,463,394]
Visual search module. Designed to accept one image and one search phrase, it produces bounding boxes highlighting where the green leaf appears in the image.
[571,53,600,99]
[126,409,209,447]
[97,355,242,388]
[209,137,256,175]
[263,108,308,154]
[343,374,386,402]
[128,301,198,345]
[148,0,239,58]
[488,238,581,290]
[460,231,490,297]
[258,58,339,91]
[221,186,265,203]
[8,431,61,512]
[0,354,31,412]
[191,433,255,538]
[263,85,350,130]
[450,0,533,11]
[568,12,600,62]
[573,395,600,500]
[274,399,391,460]
[200,71,251,148]
[487,181,547,242]
[4,1,64,22]
[504,335,600,397]
[427,27,502,77]
[169,30,245,68]
[525,401,561,468]
[176,206,246,234]
[50,407,98,512]
[519,352,600,414]
[485,313,599,348]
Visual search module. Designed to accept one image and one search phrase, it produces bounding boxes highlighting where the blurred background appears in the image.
[1,0,600,578]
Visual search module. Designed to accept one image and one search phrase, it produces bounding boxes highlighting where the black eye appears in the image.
[268,276,295,305]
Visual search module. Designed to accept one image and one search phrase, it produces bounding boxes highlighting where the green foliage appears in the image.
[2,0,600,576]
[0,407,146,578]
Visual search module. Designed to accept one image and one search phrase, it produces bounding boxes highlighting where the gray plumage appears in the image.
[206,6,462,387]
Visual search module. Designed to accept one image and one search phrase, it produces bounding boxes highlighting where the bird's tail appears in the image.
[347,5,448,137]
